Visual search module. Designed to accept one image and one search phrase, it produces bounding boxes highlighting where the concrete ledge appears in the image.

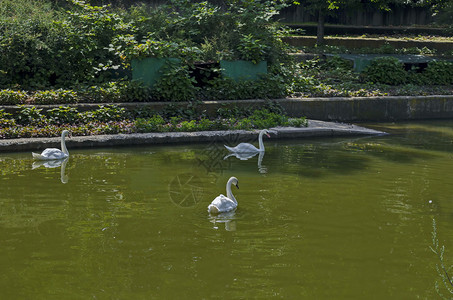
[278,95,453,121]
[0,120,385,153]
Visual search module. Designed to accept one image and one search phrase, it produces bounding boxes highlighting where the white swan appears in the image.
[224,129,270,153]
[32,130,70,160]
[208,177,239,214]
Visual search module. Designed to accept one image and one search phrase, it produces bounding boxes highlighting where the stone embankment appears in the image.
[4,94,453,152]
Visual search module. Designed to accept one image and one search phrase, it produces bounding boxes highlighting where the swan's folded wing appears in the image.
[226,143,259,153]
[209,194,237,213]
[210,194,226,207]
[39,148,68,160]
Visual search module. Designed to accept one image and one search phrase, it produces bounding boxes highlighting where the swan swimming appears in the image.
[208,177,239,214]
[32,130,70,160]
[224,129,270,153]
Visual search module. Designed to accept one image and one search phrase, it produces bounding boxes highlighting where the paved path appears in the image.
[0,120,385,153]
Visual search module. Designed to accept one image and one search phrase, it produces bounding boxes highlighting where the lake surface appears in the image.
[2,120,453,299]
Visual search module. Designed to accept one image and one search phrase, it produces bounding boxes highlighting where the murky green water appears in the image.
[2,120,453,299]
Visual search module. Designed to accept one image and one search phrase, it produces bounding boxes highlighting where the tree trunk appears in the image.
[316,8,325,45]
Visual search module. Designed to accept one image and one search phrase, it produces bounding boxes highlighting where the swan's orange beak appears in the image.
[266,133,270,138]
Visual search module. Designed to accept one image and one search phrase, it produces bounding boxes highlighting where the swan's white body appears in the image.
[224,129,270,153]
[208,177,239,214]
[32,130,70,160]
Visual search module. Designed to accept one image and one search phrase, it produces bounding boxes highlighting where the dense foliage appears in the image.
[0,0,295,102]
[0,103,307,139]
[363,58,453,85]
[288,56,453,97]
[0,0,451,107]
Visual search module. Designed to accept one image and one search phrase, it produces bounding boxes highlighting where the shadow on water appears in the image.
[365,120,453,154]
[212,133,445,179]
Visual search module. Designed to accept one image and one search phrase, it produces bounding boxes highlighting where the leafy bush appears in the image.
[0,90,28,105]
[288,117,308,127]
[363,57,407,85]
[322,56,354,72]
[249,109,288,128]
[0,0,130,89]
[237,34,268,64]
[46,106,80,125]
[202,75,287,101]
[81,105,128,123]
[422,61,453,85]
[0,104,306,139]
[0,0,293,100]
[15,105,45,125]
[152,63,199,101]
[54,0,130,86]
[31,89,78,105]
[135,115,166,132]
[0,109,16,127]
[0,0,64,89]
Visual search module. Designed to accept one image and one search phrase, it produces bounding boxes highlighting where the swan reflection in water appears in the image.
[224,151,267,174]
[32,157,69,184]
[209,211,237,231]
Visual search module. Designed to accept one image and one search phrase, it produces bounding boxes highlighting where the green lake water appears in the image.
[2,120,453,299]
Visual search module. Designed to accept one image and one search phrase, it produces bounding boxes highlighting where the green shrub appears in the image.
[46,106,80,125]
[54,0,130,86]
[0,0,293,101]
[322,56,354,71]
[363,57,407,85]
[422,61,453,85]
[0,90,28,105]
[15,105,46,125]
[82,105,128,123]
[288,117,308,127]
[32,89,78,105]
[177,120,198,132]
[197,118,214,131]
[203,75,287,101]
[235,118,253,130]
[0,0,64,89]
[81,84,122,103]
[249,109,288,128]
[152,64,199,101]
[0,109,16,127]
[134,115,166,132]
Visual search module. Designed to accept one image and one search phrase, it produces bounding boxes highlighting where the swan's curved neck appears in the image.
[226,180,237,204]
[61,133,69,155]
[258,131,265,151]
